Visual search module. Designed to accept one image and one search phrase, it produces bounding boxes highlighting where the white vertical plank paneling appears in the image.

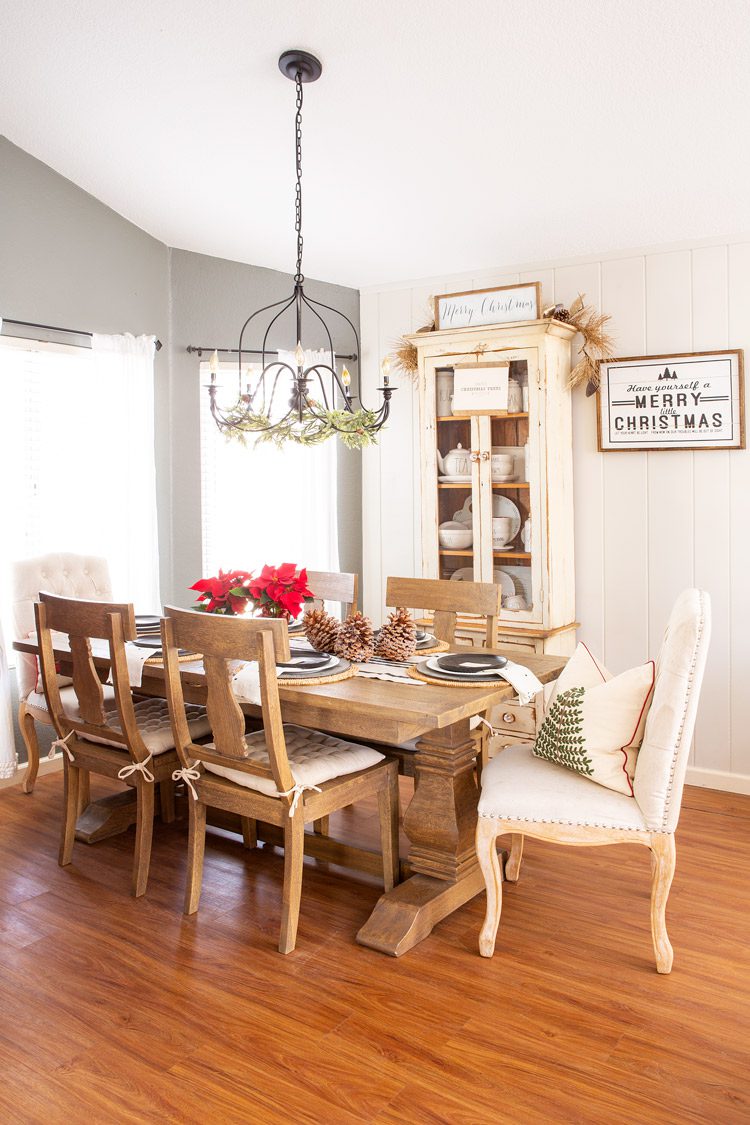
[360,237,750,788]
[409,282,442,580]
[692,245,731,771]
[376,288,415,618]
[728,242,750,777]
[645,251,694,659]
[555,263,605,656]
[520,267,554,310]
[600,256,649,671]
[360,291,381,619]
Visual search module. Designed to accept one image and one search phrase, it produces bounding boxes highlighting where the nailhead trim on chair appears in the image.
[659,589,706,832]
[477,811,654,830]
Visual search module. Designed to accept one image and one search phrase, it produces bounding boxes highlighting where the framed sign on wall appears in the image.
[597,350,745,452]
[434,282,540,331]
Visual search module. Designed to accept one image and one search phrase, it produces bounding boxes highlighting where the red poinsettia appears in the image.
[248,563,314,620]
[190,569,255,615]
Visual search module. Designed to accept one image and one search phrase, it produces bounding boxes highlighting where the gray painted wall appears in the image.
[0,137,362,623]
[168,249,363,605]
[0,135,172,597]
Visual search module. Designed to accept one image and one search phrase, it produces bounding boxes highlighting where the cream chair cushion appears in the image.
[203,724,385,796]
[478,743,648,832]
[24,684,118,722]
[84,699,211,757]
[533,643,655,797]
[12,553,112,699]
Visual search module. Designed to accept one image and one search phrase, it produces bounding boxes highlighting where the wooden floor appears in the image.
[0,772,749,1125]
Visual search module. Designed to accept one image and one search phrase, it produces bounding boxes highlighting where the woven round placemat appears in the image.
[407,665,507,688]
[278,664,356,688]
[415,639,450,656]
[144,650,202,666]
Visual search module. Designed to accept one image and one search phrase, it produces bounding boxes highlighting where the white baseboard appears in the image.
[685,766,750,796]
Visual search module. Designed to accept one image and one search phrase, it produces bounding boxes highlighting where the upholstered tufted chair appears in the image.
[12,553,113,792]
[475,589,711,973]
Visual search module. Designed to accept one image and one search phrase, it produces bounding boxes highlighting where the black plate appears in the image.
[277,656,349,680]
[437,652,508,673]
[131,638,163,649]
[276,654,332,671]
[416,659,507,683]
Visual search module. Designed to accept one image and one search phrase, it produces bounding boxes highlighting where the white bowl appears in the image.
[439,527,473,549]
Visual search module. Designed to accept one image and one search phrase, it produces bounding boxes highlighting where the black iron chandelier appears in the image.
[206,49,394,448]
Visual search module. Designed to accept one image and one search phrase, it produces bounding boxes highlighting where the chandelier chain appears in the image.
[294,71,304,284]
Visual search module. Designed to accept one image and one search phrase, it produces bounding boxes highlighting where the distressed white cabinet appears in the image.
[409,317,578,657]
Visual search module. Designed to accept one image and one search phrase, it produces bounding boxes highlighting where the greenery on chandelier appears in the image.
[221,404,381,449]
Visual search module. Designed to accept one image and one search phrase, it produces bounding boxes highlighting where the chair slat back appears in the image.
[306,570,358,618]
[385,576,501,648]
[35,592,145,757]
[161,607,295,795]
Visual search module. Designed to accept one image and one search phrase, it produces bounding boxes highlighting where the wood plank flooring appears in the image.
[0,771,748,1124]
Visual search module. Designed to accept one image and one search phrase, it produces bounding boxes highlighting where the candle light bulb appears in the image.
[341,366,351,388]
[295,341,305,368]
[381,356,391,385]
[209,349,219,380]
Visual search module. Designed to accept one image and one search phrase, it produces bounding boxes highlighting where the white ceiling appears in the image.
[2,1,749,289]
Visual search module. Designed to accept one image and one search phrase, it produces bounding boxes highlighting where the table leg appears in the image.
[357,718,484,956]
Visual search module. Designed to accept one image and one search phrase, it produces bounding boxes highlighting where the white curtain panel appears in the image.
[199,349,339,578]
[90,334,161,611]
[0,617,16,778]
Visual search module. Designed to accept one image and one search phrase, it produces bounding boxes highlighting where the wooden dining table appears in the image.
[14,637,566,956]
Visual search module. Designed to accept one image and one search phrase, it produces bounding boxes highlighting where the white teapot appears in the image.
[437,442,470,477]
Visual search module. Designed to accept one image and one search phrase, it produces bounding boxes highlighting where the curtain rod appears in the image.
[186,344,358,361]
[2,318,163,351]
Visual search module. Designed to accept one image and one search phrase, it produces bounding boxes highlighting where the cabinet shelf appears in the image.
[437,413,528,422]
[437,481,530,490]
[439,548,531,559]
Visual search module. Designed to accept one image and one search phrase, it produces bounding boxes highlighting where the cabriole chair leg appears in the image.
[476,817,503,958]
[505,833,524,882]
[650,833,676,974]
[19,702,40,795]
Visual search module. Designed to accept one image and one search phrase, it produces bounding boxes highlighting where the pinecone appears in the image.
[375,606,417,661]
[302,608,340,653]
[334,611,375,662]
[543,303,570,323]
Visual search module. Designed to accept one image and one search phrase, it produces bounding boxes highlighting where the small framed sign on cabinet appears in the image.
[451,363,510,415]
[597,350,745,452]
[434,282,540,331]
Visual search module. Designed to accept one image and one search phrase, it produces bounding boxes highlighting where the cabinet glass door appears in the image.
[431,349,543,626]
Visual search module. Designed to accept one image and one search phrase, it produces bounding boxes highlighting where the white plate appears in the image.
[439,475,472,483]
[491,473,516,483]
[495,569,515,597]
[492,495,521,536]
[449,566,474,581]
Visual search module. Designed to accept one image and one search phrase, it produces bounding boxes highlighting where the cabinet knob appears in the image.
[481,451,490,461]
[470,450,481,463]
[502,712,515,724]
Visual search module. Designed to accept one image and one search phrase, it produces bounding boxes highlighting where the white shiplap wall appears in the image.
[360,238,750,793]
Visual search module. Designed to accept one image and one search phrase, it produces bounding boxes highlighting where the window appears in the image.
[0,335,160,641]
[199,360,339,577]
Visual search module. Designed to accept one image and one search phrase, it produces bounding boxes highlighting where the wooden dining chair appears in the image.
[475,589,711,973]
[306,569,358,618]
[385,576,501,649]
[160,605,399,954]
[383,576,503,777]
[35,592,210,897]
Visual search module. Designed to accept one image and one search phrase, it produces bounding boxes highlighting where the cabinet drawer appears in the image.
[487,701,537,737]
